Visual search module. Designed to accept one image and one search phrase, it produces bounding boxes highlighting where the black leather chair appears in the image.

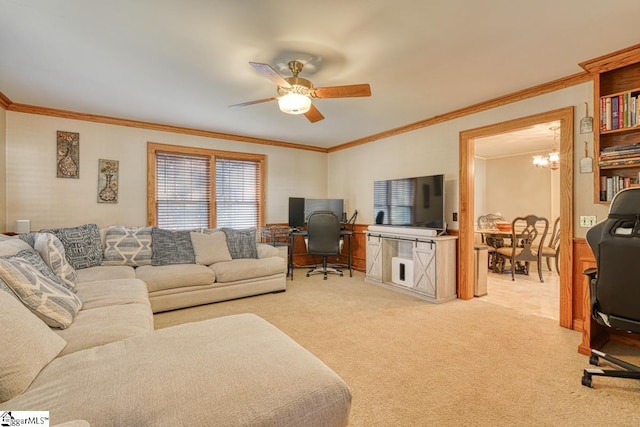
[582,187,640,387]
[306,211,343,280]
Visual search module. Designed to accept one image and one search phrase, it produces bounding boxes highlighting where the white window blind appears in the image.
[156,152,211,230]
[215,158,261,229]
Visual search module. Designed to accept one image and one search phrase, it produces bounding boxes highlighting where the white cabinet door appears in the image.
[413,242,437,298]
[366,235,382,281]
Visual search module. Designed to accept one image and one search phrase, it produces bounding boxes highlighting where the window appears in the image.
[148,143,265,229]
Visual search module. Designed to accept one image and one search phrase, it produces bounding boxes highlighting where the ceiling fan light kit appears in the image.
[230,59,371,123]
[278,93,311,114]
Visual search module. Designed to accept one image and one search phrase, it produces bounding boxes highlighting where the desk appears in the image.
[289,229,353,279]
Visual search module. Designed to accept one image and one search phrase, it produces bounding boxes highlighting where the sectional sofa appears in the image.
[0,224,352,426]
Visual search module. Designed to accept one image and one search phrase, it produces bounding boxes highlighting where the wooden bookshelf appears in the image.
[580,44,640,204]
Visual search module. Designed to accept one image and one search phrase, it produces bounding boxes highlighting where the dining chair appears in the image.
[541,217,560,274]
[477,214,507,271]
[495,214,549,282]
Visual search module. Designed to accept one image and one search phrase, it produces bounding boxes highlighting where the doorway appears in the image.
[475,122,561,319]
[458,107,574,329]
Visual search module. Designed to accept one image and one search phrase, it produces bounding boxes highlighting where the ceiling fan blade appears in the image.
[311,84,371,99]
[304,104,324,123]
[228,97,278,108]
[249,62,291,88]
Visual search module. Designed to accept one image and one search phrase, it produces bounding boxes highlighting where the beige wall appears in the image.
[0,105,6,231]
[483,150,556,222]
[4,81,611,238]
[5,112,327,231]
[328,82,608,237]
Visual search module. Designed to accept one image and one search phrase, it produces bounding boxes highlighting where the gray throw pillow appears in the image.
[40,224,103,270]
[221,228,258,259]
[151,228,196,266]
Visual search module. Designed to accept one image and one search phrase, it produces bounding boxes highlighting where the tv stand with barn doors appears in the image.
[365,226,457,303]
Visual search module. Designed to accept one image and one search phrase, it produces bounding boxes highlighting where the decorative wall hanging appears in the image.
[57,131,80,178]
[97,159,119,204]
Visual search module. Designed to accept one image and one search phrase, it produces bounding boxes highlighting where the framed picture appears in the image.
[97,159,119,204]
[57,131,79,178]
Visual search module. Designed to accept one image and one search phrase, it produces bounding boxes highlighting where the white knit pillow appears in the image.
[33,232,78,290]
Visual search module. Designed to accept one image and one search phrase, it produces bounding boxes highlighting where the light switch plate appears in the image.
[580,215,597,227]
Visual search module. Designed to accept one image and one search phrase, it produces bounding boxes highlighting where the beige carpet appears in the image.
[154,271,640,426]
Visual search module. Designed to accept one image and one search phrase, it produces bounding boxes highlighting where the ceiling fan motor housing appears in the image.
[277,77,313,96]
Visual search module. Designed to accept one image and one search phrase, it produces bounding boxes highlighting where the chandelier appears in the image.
[533,126,560,170]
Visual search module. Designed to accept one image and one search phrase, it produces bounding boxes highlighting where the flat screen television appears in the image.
[373,174,445,230]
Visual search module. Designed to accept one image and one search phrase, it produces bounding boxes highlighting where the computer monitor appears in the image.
[304,199,345,222]
[288,197,305,228]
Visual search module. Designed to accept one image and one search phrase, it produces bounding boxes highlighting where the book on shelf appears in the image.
[600,89,640,132]
[599,156,640,168]
[611,96,619,130]
[601,175,638,201]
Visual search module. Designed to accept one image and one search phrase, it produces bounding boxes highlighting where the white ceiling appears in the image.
[1,0,639,150]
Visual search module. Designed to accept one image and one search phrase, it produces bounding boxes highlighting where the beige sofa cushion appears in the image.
[2,314,351,427]
[189,231,232,265]
[54,303,153,356]
[0,238,33,256]
[136,264,215,292]
[75,278,149,310]
[209,257,286,283]
[0,290,67,402]
[76,265,135,283]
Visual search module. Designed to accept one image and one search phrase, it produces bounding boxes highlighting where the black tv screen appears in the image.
[373,174,445,230]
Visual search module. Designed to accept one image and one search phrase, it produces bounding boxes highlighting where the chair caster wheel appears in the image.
[581,372,593,388]
[589,355,600,366]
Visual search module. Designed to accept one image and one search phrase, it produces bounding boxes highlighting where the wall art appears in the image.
[97,159,119,204]
[57,131,80,178]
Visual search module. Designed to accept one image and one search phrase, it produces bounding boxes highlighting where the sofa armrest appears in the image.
[257,243,284,259]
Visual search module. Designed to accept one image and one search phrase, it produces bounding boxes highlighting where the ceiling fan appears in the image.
[229,60,371,123]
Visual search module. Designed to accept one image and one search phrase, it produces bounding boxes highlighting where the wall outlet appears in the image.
[580,215,597,227]
[453,212,458,221]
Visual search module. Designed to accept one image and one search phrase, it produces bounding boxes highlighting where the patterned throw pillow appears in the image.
[33,233,78,290]
[151,228,196,266]
[102,226,153,267]
[220,228,258,259]
[41,224,103,270]
[0,249,83,329]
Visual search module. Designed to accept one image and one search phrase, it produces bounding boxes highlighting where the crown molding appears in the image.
[2,70,591,154]
[329,71,591,153]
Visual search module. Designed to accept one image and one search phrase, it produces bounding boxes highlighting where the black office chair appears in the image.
[582,187,640,388]
[306,211,343,280]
